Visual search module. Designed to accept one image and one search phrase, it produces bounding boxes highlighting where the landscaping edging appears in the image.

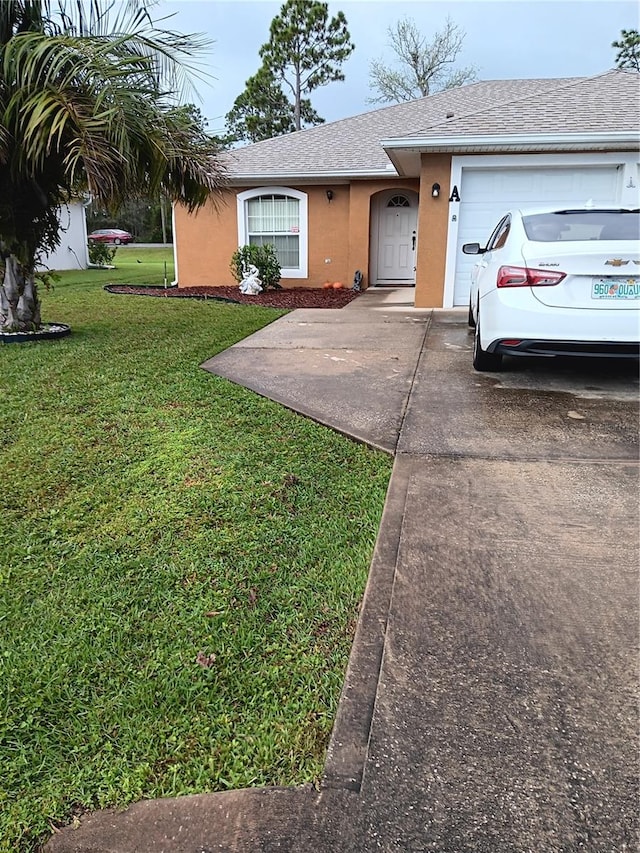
[104,284,240,304]
[1,323,71,344]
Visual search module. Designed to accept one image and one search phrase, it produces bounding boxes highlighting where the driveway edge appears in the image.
[321,455,412,792]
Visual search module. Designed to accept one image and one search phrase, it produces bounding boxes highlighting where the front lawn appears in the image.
[61,244,176,287]
[0,256,392,851]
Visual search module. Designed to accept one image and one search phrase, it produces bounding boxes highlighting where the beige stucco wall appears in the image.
[174,170,451,303]
[308,185,350,286]
[174,192,239,287]
[414,154,452,308]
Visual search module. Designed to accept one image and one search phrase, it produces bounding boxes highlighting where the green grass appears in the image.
[0,252,392,851]
[57,244,176,287]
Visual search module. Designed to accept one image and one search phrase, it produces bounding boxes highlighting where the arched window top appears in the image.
[237,187,306,204]
[387,195,410,208]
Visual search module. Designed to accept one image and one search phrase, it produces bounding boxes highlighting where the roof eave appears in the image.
[226,167,398,185]
[382,132,640,176]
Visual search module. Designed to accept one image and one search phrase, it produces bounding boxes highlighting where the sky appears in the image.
[157,0,640,134]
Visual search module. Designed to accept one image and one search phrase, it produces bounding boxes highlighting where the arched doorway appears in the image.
[370,189,419,286]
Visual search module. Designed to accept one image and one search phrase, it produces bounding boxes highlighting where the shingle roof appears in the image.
[406,69,640,137]
[221,70,640,181]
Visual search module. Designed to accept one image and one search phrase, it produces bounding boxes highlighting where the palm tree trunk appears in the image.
[0,255,41,332]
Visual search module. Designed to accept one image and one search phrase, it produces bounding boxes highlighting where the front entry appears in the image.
[371,190,419,286]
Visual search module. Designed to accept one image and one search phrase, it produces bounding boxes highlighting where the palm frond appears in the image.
[0,0,225,272]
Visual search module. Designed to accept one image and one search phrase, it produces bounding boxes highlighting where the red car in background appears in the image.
[88,228,133,245]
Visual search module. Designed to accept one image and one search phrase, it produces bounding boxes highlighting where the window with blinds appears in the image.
[246,194,300,268]
[237,187,307,278]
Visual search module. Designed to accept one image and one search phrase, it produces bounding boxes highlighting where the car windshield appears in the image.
[523,210,640,242]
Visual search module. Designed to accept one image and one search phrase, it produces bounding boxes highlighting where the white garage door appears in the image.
[453,166,620,305]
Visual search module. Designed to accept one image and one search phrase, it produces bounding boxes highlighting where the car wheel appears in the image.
[114,238,121,245]
[468,298,476,328]
[473,307,503,372]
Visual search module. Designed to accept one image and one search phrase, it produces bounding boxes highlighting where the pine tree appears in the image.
[225,67,322,144]
[225,0,354,142]
[612,29,640,71]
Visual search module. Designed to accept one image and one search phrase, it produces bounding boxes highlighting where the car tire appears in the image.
[468,299,476,328]
[114,238,121,245]
[473,308,503,372]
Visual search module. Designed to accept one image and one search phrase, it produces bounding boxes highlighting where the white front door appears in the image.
[373,192,418,285]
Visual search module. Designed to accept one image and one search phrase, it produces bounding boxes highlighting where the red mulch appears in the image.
[104,284,361,309]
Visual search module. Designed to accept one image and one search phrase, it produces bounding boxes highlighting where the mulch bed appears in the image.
[104,284,361,309]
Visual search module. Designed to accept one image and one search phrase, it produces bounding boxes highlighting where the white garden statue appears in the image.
[239,264,263,294]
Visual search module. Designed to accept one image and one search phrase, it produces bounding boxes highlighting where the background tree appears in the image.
[87,197,172,244]
[612,28,640,71]
[224,66,322,144]
[87,104,211,243]
[368,16,477,104]
[0,0,224,332]
[258,0,354,132]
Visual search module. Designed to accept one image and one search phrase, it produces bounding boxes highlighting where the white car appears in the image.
[463,206,640,371]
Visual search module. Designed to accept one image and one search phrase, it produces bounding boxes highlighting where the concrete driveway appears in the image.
[322,309,639,851]
[47,293,639,852]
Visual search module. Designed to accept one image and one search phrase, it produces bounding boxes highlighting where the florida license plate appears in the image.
[592,278,640,299]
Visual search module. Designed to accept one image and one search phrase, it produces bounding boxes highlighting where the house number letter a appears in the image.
[449,186,460,202]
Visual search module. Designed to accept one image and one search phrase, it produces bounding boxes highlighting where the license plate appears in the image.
[592,278,640,299]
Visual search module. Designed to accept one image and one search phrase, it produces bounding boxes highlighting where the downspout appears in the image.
[171,202,178,287]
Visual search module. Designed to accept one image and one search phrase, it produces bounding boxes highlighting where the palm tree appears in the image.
[0,0,224,333]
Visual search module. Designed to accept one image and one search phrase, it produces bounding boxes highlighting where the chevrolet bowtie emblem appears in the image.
[605,259,629,267]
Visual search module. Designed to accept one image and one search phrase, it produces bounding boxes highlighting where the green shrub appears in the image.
[230,244,282,289]
[88,241,117,266]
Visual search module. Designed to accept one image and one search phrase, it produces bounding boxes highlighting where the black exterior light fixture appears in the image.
[431,182,441,198]
[326,189,334,202]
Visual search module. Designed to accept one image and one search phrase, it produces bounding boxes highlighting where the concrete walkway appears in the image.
[46,288,639,852]
[200,287,433,453]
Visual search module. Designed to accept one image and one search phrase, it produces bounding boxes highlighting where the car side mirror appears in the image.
[462,242,485,255]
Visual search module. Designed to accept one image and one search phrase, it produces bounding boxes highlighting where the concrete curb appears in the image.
[321,456,412,791]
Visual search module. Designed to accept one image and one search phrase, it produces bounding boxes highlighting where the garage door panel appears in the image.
[453,166,619,305]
